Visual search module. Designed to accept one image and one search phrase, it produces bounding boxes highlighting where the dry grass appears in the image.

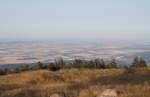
[0,68,150,97]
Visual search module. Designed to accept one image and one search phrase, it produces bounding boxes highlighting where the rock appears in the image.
[50,94,62,97]
[97,89,118,97]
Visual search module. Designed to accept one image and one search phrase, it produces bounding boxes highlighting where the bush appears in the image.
[93,58,106,69]
[0,69,7,75]
[106,59,118,68]
[131,57,147,68]
[72,58,84,69]
[47,63,61,71]
[54,58,66,69]
[31,61,46,70]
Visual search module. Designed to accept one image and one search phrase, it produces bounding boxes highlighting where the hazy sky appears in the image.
[0,0,150,41]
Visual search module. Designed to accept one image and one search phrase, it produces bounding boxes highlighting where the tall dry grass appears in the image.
[0,68,150,97]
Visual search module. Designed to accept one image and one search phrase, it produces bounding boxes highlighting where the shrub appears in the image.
[0,69,7,75]
[93,58,106,69]
[31,61,46,70]
[72,58,84,68]
[54,58,66,69]
[131,57,147,68]
[48,63,61,71]
[15,68,21,73]
[106,59,118,68]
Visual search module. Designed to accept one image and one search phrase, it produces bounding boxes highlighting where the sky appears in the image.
[0,0,150,42]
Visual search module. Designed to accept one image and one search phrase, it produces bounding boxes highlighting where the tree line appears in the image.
[0,56,148,75]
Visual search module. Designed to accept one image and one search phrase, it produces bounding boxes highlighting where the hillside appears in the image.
[0,68,150,97]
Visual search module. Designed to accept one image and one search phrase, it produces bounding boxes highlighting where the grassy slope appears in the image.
[0,68,150,97]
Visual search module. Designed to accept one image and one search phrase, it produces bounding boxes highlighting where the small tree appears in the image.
[93,58,100,68]
[33,61,46,69]
[131,57,147,68]
[0,69,7,75]
[107,59,117,68]
[131,56,139,67]
[15,68,21,73]
[99,59,106,69]
[87,60,95,68]
[55,58,65,69]
[139,58,147,67]
[93,58,105,69]
[20,65,30,71]
[47,62,60,71]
